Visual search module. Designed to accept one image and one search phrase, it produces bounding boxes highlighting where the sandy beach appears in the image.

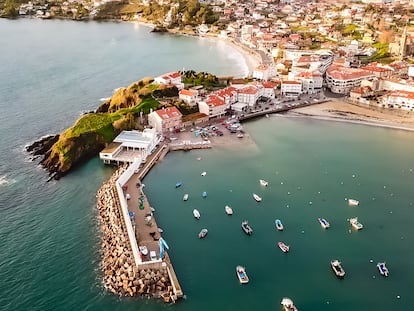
[290,99,414,132]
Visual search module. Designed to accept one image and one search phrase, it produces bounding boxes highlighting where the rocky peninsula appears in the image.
[26,77,177,180]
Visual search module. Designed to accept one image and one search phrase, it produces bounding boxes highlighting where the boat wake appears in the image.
[0,174,15,187]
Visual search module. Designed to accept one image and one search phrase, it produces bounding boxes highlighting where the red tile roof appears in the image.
[238,85,259,95]
[206,95,225,107]
[155,107,182,119]
[327,65,373,81]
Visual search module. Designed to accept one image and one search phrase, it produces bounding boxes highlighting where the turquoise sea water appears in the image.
[0,19,413,311]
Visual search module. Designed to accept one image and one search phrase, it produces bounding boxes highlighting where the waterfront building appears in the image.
[380,90,414,111]
[148,107,183,133]
[154,72,183,90]
[215,86,238,106]
[326,65,374,94]
[237,85,262,107]
[281,80,302,98]
[198,95,227,118]
[378,77,414,93]
[361,63,394,79]
[295,72,323,94]
[99,129,161,165]
[260,81,277,99]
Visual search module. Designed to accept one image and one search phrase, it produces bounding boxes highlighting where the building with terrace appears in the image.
[99,129,161,165]
[326,65,374,94]
[148,107,183,133]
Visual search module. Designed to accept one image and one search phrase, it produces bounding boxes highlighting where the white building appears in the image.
[326,65,374,94]
[281,80,302,98]
[99,129,161,165]
[237,85,262,107]
[153,72,184,90]
[148,106,183,133]
[178,89,199,106]
[295,72,323,94]
[380,90,414,111]
[198,95,227,118]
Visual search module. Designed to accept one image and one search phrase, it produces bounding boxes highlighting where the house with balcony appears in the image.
[99,128,160,165]
[148,106,182,133]
[281,80,302,98]
[295,72,323,94]
[237,85,262,107]
[326,65,374,94]
[380,90,414,111]
[198,95,227,119]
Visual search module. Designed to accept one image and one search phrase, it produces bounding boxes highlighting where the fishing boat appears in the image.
[201,171,207,176]
[331,259,345,278]
[241,220,253,235]
[202,191,207,198]
[349,217,363,230]
[318,217,330,229]
[236,265,249,284]
[183,194,189,201]
[225,205,233,215]
[175,182,182,188]
[278,241,290,253]
[281,297,298,311]
[275,219,284,231]
[193,209,200,219]
[253,193,262,202]
[377,262,389,277]
[348,198,359,206]
[259,179,268,187]
[198,228,208,239]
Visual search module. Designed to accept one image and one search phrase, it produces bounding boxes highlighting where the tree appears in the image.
[3,0,18,17]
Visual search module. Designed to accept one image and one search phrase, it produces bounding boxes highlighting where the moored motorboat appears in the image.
[202,191,207,198]
[318,217,330,229]
[278,241,290,253]
[281,297,298,311]
[331,259,345,278]
[193,209,200,219]
[253,193,262,202]
[183,194,189,201]
[259,179,268,187]
[241,220,253,235]
[275,219,284,231]
[175,182,182,188]
[201,171,207,176]
[348,198,359,206]
[236,265,249,284]
[225,205,233,215]
[349,217,363,230]
[198,228,208,239]
[377,262,389,277]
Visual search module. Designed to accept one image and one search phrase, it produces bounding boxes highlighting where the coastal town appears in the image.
[11,0,414,306]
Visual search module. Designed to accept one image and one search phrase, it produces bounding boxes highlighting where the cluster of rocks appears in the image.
[96,165,174,301]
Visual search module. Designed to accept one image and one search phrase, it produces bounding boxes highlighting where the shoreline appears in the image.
[289,99,414,132]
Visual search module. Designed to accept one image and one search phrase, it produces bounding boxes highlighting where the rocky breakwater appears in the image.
[96,166,174,301]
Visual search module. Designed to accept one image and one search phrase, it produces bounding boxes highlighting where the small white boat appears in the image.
[278,241,290,253]
[201,171,207,176]
[125,193,131,200]
[348,198,359,206]
[198,228,208,239]
[275,219,284,231]
[193,209,200,219]
[253,193,262,202]
[318,217,330,229]
[377,262,389,277]
[183,194,189,201]
[350,217,363,230]
[139,245,148,256]
[281,297,298,311]
[202,191,207,198]
[331,259,345,278]
[259,179,268,187]
[236,265,249,284]
[225,205,233,215]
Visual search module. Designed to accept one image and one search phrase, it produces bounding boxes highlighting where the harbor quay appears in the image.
[95,116,258,301]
